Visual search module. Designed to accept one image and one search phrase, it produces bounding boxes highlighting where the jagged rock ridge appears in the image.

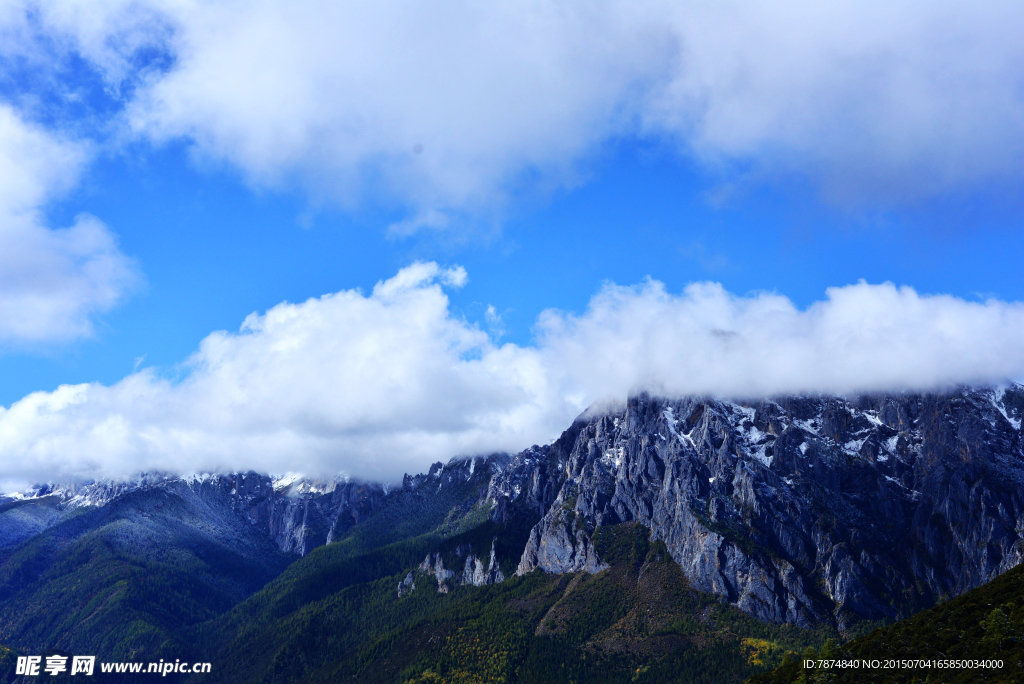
[1,472,387,557]
[487,385,1024,630]
[1,455,507,559]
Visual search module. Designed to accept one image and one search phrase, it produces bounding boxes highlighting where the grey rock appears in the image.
[397,571,415,597]
[420,552,456,592]
[488,385,1024,630]
[461,538,506,586]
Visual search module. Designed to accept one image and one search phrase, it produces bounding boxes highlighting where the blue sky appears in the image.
[15,139,1024,405]
[1,1,1024,484]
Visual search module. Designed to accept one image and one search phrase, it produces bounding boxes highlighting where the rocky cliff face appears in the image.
[489,386,1024,630]
[232,474,387,555]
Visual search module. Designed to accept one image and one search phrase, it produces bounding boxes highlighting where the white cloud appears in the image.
[646,1,1024,204]
[27,0,669,218]
[0,105,138,344]
[2,263,1024,487]
[538,279,1024,401]
[10,0,1024,221]
[0,263,573,485]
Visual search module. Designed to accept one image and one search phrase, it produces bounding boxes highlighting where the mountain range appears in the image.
[0,384,1021,682]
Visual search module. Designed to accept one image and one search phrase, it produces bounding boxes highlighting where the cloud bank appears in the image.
[7,0,1024,223]
[0,105,137,344]
[2,263,1023,487]
[539,279,1024,399]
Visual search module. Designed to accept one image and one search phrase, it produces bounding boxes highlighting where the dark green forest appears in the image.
[198,523,833,684]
